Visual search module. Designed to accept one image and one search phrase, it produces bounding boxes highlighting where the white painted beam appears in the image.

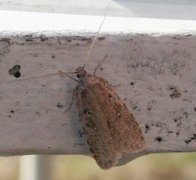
[0,10,196,166]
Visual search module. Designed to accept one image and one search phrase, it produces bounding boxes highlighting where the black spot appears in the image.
[184,134,196,144]
[185,140,191,144]
[147,105,152,111]
[191,134,196,140]
[194,107,196,111]
[145,124,150,133]
[56,103,64,109]
[155,137,163,142]
[51,55,55,59]
[10,110,15,113]
[130,82,135,86]
[133,106,138,110]
[14,72,21,78]
[174,116,182,123]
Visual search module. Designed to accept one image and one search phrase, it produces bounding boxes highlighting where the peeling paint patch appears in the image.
[9,65,21,78]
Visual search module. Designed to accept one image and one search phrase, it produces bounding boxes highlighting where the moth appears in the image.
[73,64,145,169]
[69,4,145,168]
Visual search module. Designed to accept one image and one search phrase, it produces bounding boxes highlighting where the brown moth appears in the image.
[74,65,145,169]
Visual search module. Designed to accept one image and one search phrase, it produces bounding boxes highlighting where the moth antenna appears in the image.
[58,70,78,82]
[9,70,78,83]
[83,1,110,67]
[93,55,108,76]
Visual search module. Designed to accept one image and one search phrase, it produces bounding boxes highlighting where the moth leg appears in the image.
[93,55,108,76]
[64,88,76,112]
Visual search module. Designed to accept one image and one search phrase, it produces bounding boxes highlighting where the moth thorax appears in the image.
[76,67,87,79]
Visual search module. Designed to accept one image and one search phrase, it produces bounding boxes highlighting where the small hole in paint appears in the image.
[14,72,21,78]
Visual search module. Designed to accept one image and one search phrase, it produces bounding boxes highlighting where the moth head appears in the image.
[76,67,87,78]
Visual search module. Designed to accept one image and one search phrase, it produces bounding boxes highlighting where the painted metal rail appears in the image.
[0,9,196,166]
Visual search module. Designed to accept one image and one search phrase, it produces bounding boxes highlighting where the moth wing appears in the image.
[90,75,145,153]
[75,75,145,169]
[75,85,120,169]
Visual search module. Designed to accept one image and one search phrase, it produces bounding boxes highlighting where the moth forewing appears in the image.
[75,68,145,169]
